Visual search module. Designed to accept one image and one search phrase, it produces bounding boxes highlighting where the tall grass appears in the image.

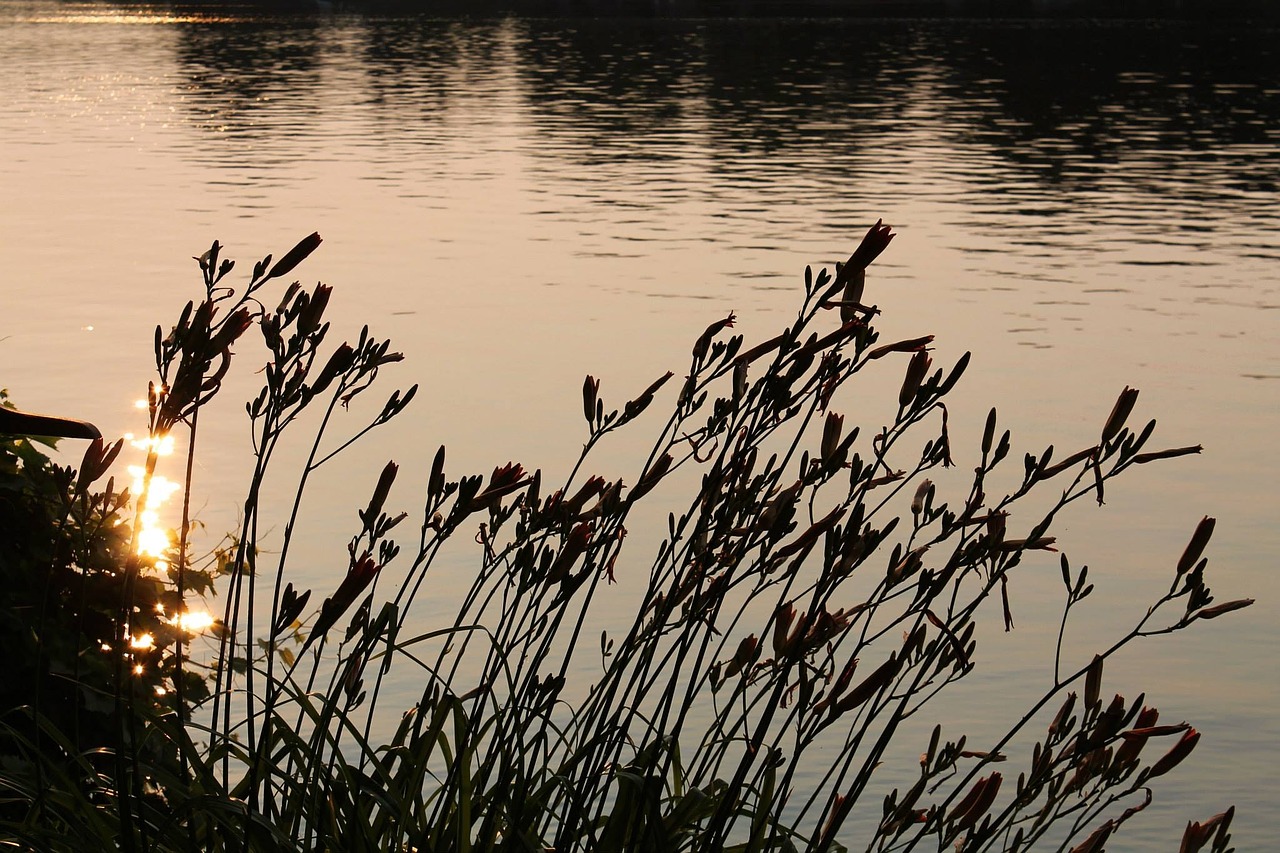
[0,223,1247,852]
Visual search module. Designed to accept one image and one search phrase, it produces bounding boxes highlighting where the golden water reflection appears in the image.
[125,430,179,562]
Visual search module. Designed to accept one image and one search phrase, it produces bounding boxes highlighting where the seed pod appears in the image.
[840,267,865,324]
[1177,516,1216,576]
[997,537,1057,552]
[427,445,447,504]
[620,371,674,424]
[834,651,901,715]
[297,283,332,336]
[306,551,381,649]
[735,332,787,366]
[774,505,846,562]
[582,375,599,427]
[1179,807,1235,853]
[812,320,862,352]
[947,772,1002,830]
[1101,386,1139,444]
[982,408,997,457]
[1131,445,1203,464]
[822,412,844,463]
[1069,819,1114,853]
[1192,598,1254,620]
[1122,724,1190,740]
[692,313,736,362]
[360,461,398,531]
[1146,727,1200,779]
[628,453,673,503]
[723,634,760,679]
[898,350,932,408]
[265,232,322,281]
[936,351,971,395]
[911,479,932,518]
[733,360,749,404]
[1084,654,1104,711]
[1039,446,1098,479]
[772,602,798,658]
[311,343,356,397]
[867,336,935,360]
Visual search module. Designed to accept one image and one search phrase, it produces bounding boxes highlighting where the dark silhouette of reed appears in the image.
[0,226,1246,852]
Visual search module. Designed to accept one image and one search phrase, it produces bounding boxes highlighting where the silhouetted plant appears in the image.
[0,392,214,813]
[0,225,1248,852]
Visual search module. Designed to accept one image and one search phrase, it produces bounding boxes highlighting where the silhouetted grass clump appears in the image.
[0,224,1248,852]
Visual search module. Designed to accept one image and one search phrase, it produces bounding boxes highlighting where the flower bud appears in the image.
[1101,386,1139,444]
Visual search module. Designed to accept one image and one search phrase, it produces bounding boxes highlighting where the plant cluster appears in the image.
[0,392,213,767]
[0,224,1248,852]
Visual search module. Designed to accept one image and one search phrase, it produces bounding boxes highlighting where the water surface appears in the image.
[1,3,1276,847]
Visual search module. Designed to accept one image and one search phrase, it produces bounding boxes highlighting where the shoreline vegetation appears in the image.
[161,0,1280,20]
[0,225,1248,851]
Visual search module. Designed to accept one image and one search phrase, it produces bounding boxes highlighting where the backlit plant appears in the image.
[0,224,1247,852]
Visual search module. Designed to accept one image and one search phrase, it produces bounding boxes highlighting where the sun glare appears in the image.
[126,433,176,456]
[127,432,180,561]
[136,523,171,558]
[177,611,216,634]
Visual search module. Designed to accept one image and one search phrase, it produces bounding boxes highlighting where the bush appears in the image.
[0,225,1247,851]
[0,393,212,762]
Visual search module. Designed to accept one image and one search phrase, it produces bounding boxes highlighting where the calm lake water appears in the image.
[2,2,1277,847]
